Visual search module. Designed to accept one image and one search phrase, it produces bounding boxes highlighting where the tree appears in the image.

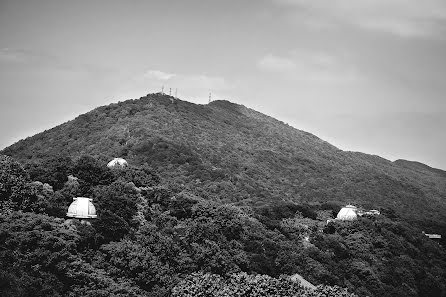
[73,156,114,191]
[0,212,79,296]
[0,155,38,212]
[113,165,160,188]
[92,181,139,242]
[26,155,74,190]
[171,272,358,297]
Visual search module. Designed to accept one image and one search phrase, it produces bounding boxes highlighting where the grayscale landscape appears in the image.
[1,1,446,296]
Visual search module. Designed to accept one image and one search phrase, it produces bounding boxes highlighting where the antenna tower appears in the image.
[208,91,211,103]
[175,88,178,98]
[161,86,164,94]
[169,88,172,96]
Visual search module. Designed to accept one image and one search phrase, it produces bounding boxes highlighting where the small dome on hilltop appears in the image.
[336,205,358,221]
[66,197,97,219]
[107,158,128,168]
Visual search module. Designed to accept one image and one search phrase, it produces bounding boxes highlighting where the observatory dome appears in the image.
[66,197,97,219]
[336,205,358,221]
[107,158,128,168]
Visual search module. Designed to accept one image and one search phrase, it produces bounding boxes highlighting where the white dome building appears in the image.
[107,158,128,168]
[66,197,97,219]
[336,205,358,221]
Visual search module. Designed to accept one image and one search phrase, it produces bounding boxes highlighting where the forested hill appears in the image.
[2,93,446,233]
[394,159,446,178]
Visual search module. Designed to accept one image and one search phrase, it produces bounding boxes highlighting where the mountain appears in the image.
[2,93,446,297]
[394,159,446,178]
[2,93,446,235]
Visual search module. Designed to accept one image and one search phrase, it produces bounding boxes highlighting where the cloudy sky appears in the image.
[1,0,446,169]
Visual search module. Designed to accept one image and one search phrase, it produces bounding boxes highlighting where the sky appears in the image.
[1,0,446,169]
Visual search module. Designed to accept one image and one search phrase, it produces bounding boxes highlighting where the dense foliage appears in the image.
[2,94,446,241]
[171,272,356,297]
[1,94,446,296]
[1,154,446,296]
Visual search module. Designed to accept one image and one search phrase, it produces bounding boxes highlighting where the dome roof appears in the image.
[336,205,358,221]
[107,158,128,168]
[66,197,97,219]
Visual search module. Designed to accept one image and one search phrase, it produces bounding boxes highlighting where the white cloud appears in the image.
[274,0,446,37]
[258,54,296,72]
[143,70,176,81]
[257,50,364,84]
[140,69,228,91]
[112,69,232,103]
[0,48,28,63]
[171,74,228,91]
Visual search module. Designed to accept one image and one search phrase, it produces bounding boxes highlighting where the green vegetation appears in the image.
[1,94,446,296]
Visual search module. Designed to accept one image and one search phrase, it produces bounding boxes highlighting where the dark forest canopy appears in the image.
[1,94,446,296]
[2,94,446,236]
[1,154,445,296]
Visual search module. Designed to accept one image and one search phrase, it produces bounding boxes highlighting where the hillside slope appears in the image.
[2,93,446,234]
[394,159,446,178]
